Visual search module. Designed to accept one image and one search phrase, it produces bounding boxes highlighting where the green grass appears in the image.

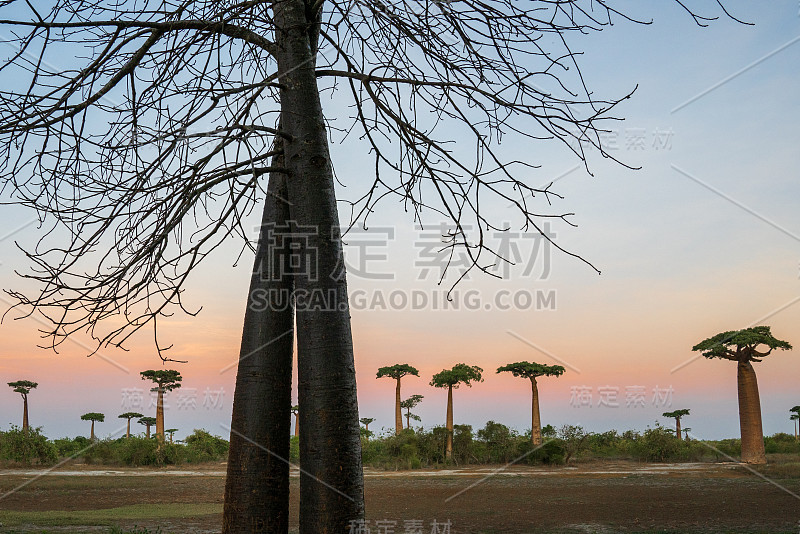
[0,502,221,527]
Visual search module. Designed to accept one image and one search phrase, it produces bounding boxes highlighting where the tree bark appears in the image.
[531,378,541,445]
[146,424,151,439]
[445,385,453,460]
[274,0,365,530]
[223,168,295,534]
[126,419,131,439]
[675,418,682,440]
[405,413,410,430]
[22,395,28,433]
[738,360,766,464]
[294,412,300,438]
[395,378,403,435]
[90,420,95,441]
[156,387,165,446]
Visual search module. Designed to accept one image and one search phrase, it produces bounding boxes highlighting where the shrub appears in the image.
[0,426,58,465]
[184,429,228,463]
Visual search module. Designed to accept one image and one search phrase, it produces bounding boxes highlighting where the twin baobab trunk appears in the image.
[738,360,766,464]
[531,378,541,445]
[445,385,454,460]
[223,170,295,533]
[395,379,403,435]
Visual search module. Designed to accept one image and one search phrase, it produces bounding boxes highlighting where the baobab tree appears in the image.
[81,413,105,440]
[0,0,742,531]
[790,406,800,440]
[496,362,565,445]
[682,428,692,440]
[138,417,157,439]
[291,405,300,438]
[359,418,375,441]
[430,364,483,460]
[140,370,183,445]
[692,326,792,464]
[118,412,144,439]
[7,380,37,433]
[401,395,424,430]
[662,409,690,440]
[165,429,178,443]
[377,364,420,435]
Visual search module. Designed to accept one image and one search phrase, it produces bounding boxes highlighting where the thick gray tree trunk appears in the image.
[274,0,365,531]
[223,167,295,533]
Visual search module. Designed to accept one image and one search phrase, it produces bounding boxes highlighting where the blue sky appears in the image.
[1,1,799,441]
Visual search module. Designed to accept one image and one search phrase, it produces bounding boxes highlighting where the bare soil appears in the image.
[1,461,798,533]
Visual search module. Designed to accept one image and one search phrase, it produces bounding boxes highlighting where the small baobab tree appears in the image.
[692,326,792,464]
[139,417,157,439]
[291,405,299,438]
[359,418,375,441]
[662,409,690,440]
[140,370,183,445]
[401,395,424,429]
[377,364,420,435]
[682,427,692,440]
[790,406,800,441]
[496,362,565,445]
[81,412,105,440]
[430,364,483,460]
[118,412,144,439]
[7,380,37,433]
[165,429,178,443]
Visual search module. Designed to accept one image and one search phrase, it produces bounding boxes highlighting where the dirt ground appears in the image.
[1,461,799,533]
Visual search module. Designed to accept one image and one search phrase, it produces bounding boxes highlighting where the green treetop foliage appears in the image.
[8,380,38,395]
[791,414,799,421]
[81,412,105,422]
[496,362,565,380]
[401,394,424,410]
[430,364,483,389]
[140,369,183,391]
[692,326,792,362]
[359,418,375,426]
[376,364,420,380]
[119,412,144,420]
[138,416,157,426]
[663,409,690,419]
[790,406,800,415]
[291,405,299,414]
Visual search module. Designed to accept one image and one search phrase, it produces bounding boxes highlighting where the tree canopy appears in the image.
[119,412,144,420]
[496,362,565,380]
[790,406,800,415]
[138,416,157,426]
[8,380,38,395]
[140,370,183,391]
[81,412,105,422]
[691,326,792,362]
[359,418,375,426]
[663,409,690,419]
[376,364,420,381]
[430,364,483,389]
[401,394,424,410]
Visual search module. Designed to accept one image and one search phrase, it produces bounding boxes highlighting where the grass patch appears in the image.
[0,502,221,527]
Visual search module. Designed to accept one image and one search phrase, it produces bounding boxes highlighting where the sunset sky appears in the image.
[1,1,799,442]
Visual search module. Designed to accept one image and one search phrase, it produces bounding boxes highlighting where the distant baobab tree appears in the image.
[359,418,375,441]
[496,362,565,445]
[7,380,37,433]
[682,428,692,440]
[377,364,420,435]
[430,364,483,460]
[140,370,183,444]
[81,412,105,440]
[662,409,690,440]
[291,405,299,438]
[790,406,800,441]
[692,326,792,464]
[400,395,424,429]
[165,429,178,443]
[118,412,144,439]
[138,417,157,439]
